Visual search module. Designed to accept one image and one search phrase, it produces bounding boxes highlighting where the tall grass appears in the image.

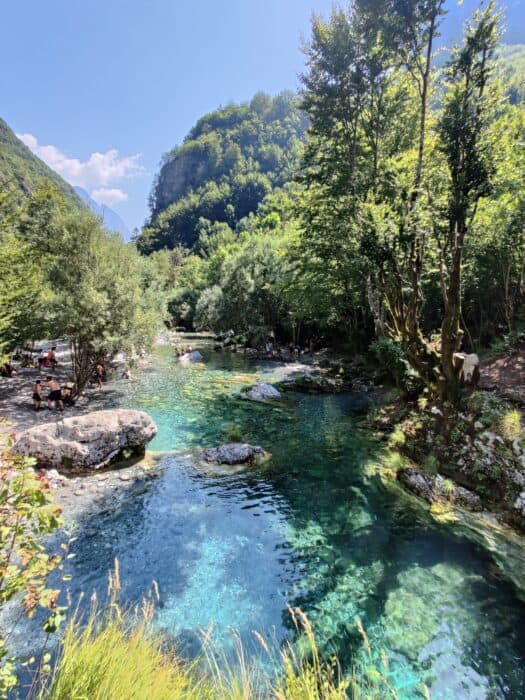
[39,563,402,700]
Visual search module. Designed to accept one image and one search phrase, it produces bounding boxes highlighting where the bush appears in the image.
[466,392,508,428]
[440,479,456,496]
[388,427,406,449]
[423,455,440,473]
[497,410,522,442]
[0,439,64,696]
[369,338,424,396]
[223,423,243,442]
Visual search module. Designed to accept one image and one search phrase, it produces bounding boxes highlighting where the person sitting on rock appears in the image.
[62,382,76,406]
[0,362,17,377]
[22,353,36,368]
[32,380,42,411]
[45,376,63,411]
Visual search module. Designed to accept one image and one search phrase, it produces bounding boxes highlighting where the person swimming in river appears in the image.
[45,376,63,411]
[32,380,42,411]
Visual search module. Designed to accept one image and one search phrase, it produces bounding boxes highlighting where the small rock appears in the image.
[474,421,484,431]
[203,443,268,465]
[241,382,281,402]
[119,473,134,481]
[178,351,204,364]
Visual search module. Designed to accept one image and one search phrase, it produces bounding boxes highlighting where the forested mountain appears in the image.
[0,117,82,206]
[140,44,524,255]
[137,92,308,251]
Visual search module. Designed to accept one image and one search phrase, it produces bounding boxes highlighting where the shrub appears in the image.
[440,479,456,496]
[466,392,508,428]
[388,427,406,449]
[369,338,408,388]
[423,455,440,473]
[497,410,522,442]
[0,438,64,696]
[223,423,243,442]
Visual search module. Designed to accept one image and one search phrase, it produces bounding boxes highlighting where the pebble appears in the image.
[119,473,134,481]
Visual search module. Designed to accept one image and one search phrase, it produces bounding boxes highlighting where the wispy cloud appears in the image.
[17,133,144,204]
[91,187,128,206]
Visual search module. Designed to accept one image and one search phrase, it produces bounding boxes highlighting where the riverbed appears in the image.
[23,342,525,698]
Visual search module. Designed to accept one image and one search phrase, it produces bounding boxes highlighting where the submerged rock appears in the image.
[202,443,269,465]
[241,382,281,402]
[12,409,157,471]
[178,350,204,363]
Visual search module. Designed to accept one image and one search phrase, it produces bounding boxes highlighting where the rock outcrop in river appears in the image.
[203,443,269,465]
[178,350,204,364]
[241,382,281,402]
[12,409,157,471]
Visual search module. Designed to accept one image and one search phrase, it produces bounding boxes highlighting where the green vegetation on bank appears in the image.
[0,183,172,391]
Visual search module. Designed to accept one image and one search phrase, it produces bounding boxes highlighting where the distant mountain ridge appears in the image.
[0,117,130,239]
[73,187,130,239]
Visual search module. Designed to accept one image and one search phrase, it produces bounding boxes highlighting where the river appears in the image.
[51,342,525,698]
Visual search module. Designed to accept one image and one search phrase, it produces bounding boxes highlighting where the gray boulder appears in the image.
[203,443,268,465]
[398,468,435,502]
[398,468,482,511]
[178,350,203,364]
[12,409,157,471]
[277,372,345,394]
[241,382,281,402]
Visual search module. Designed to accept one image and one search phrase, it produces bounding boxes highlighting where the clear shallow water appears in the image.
[63,345,525,698]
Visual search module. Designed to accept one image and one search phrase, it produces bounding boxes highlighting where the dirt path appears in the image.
[479,344,525,404]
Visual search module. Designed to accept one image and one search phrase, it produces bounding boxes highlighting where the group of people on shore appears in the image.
[263,337,317,361]
[32,376,75,412]
[174,345,193,357]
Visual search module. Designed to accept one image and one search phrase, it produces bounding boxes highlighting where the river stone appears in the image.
[398,468,435,501]
[277,372,345,394]
[12,409,157,471]
[398,468,482,511]
[179,350,203,363]
[203,442,268,465]
[241,382,281,402]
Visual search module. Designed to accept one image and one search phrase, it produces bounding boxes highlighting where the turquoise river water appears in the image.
[59,344,525,698]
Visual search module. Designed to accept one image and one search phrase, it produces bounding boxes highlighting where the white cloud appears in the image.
[91,188,128,206]
[17,133,144,193]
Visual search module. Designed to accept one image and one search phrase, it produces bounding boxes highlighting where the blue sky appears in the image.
[1,0,334,233]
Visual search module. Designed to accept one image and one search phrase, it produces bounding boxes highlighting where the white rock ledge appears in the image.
[12,409,157,472]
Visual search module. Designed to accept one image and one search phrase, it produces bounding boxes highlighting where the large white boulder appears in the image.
[12,409,157,471]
